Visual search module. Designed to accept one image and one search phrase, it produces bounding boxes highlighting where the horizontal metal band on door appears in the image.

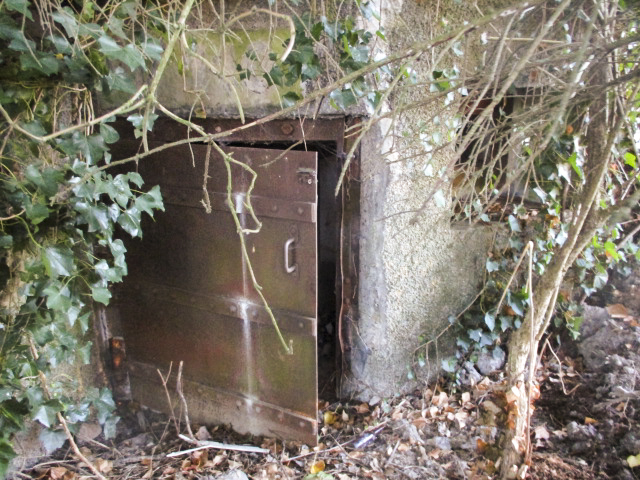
[124,280,316,336]
[160,186,317,224]
[128,360,318,444]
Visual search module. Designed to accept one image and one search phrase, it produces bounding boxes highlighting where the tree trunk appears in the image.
[499,58,614,478]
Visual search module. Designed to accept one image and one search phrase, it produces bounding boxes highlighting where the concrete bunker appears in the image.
[103,117,360,444]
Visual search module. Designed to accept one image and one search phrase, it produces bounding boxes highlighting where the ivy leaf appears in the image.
[25,202,50,224]
[6,0,33,20]
[508,214,521,232]
[117,206,141,237]
[33,401,62,428]
[500,315,512,332]
[51,8,78,37]
[39,428,67,454]
[469,329,483,342]
[103,415,119,439]
[282,91,302,108]
[486,258,500,272]
[604,241,620,261]
[20,53,60,75]
[484,312,496,332]
[126,172,144,188]
[142,41,164,61]
[624,151,636,168]
[104,67,138,94]
[0,235,13,248]
[135,185,164,217]
[74,202,110,232]
[97,35,121,55]
[66,402,90,423]
[119,44,146,71]
[567,152,584,179]
[94,388,116,424]
[91,286,112,305]
[441,356,457,373]
[20,120,46,137]
[43,246,74,277]
[100,123,120,144]
[329,89,356,110]
[95,259,123,283]
[432,189,446,208]
[43,284,72,311]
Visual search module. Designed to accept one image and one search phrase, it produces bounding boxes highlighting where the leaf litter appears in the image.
[13,277,640,480]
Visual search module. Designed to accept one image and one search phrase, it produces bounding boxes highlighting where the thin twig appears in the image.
[284,421,389,463]
[176,361,195,440]
[157,362,180,435]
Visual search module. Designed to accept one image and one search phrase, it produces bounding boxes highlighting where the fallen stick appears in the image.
[166,434,270,457]
[284,421,389,463]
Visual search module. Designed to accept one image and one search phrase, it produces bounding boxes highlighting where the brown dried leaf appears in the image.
[585,417,598,425]
[481,401,502,415]
[412,417,428,428]
[94,458,113,474]
[391,408,404,420]
[191,449,208,468]
[428,448,442,459]
[397,443,411,452]
[476,438,488,454]
[48,467,70,480]
[354,403,370,414]
[162,466,176,475]
[455,411,469,428]
[607,303,630,318]
[435,392,449,406]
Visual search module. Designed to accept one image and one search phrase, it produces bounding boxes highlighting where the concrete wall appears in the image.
[104,0,498,398]
[141,0,496,399]
[337,0,501,399]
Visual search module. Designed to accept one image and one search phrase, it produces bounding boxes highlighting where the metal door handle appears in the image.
[284,237,297,273]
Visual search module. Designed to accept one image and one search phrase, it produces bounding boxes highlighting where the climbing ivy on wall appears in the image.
[0,0,167,474]
[0,0,386,472]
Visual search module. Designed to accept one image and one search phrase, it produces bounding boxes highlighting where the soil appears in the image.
[10,271,640,480]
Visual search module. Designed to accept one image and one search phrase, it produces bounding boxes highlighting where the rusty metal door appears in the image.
[117,144,318,443]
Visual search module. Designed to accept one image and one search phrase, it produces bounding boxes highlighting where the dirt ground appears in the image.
[11,272,640,480]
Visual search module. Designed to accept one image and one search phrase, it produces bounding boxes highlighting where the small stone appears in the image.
[77,422,102,442]
[195,426,212,441]
[458,362,482,386]
[476,349,506,376]
[215,470,249,480]
[433,436,451,451]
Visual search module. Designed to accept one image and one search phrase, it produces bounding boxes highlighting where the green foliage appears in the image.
[263,7,383,112]
[433,104,640,382]
[0,0,165,472]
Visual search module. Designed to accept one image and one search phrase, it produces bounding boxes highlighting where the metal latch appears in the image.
[297,168,316,185]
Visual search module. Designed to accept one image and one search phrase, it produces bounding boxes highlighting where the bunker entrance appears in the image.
[105,118,357,445]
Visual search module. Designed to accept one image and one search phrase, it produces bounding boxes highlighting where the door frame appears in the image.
[96,117,361,440]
